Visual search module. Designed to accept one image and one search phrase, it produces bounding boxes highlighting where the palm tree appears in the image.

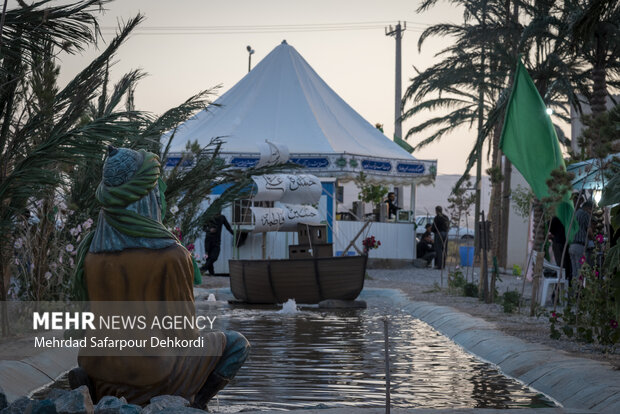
[0,0,144,330]
[403,0,598,287]
[0,2,289,308]
[569,0,620,116]
[403,0,513,289]
[566,0,620,157]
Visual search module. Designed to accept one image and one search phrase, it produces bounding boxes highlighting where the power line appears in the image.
[100,20,432,30]
[99,20,432,36]
[99,28,427,36]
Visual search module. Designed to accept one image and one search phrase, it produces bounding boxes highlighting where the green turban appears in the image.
[72,148,201,300]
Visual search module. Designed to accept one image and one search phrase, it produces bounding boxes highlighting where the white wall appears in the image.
[333,221,416,260]
[505,168,530,269]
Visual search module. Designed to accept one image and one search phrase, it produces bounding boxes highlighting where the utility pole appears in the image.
[246,45,255,73]
[385,21,406,141]
[474,1,488,265]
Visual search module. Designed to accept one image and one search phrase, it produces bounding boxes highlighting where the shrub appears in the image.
[548,237,620,346]
[502,290,521,313]
[463,282,479,297]
[448,269,467,294]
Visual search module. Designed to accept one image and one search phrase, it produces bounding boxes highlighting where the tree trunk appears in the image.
[530,200,545,316]
[481,211,490,303]
[488,122,503,303]
[590,65,607,116]
[489,122,502,263]
[474,151,482,265]
[0,240,9,336]
[590,28,608,118]
[499,158,512,268]
[474,0,488,265]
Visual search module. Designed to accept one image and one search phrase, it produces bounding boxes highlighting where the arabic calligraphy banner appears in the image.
[256,141,290,168]
[251,204,320,233]
[251,174,322,204]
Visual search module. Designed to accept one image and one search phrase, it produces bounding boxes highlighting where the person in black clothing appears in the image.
[420,223,433,241]
[432,206,450,269]
[384,192,400,219]
[548,216,572,284]
[416,233,436,267]
[201,210,234,275]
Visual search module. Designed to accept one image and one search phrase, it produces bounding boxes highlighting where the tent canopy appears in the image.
[567,154,619,190]
[165,40,436,184]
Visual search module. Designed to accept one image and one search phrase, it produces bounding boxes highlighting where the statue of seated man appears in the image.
[69,146,249,409]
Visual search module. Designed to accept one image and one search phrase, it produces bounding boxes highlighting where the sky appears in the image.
[22,0,490,175]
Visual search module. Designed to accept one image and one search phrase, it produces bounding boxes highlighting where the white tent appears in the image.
[165,40,436,184]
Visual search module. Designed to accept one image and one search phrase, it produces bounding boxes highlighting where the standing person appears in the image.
[384,192,401,219]
[569,200,593,278]
[432,206,450,269]
[549,216,572,284]
[201,208,234,276]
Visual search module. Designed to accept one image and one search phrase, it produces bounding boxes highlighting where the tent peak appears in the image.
[281,39,288,45]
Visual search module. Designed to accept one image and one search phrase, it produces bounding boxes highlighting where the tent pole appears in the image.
[410,180,417,259]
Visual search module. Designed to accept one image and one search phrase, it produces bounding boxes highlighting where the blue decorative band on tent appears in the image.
[230,157,259,168]
[165,157,194,168]
[362,159,391,172]
[396,163,425,174]
[290,157,330,168]
[163,151,437,184]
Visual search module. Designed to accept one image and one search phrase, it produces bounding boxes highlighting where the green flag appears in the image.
[394,135,414,153]
[499,60,575,240]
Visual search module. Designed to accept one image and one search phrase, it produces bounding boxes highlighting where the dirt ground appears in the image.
[363,266,620,369]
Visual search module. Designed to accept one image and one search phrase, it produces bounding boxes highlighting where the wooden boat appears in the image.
[229,255,366,304]
[229,223,367,304]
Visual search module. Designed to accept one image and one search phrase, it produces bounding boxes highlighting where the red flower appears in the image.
[186,243,195,252]
[551,312,557,319]
[596,234,604,244]
[579,256,586,265]
[362,236,381,250]
[611,320,618,329]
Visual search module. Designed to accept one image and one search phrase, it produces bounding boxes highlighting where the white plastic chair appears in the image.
[529,251,568,306]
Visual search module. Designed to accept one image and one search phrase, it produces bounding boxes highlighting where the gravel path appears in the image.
[363,266,620,368]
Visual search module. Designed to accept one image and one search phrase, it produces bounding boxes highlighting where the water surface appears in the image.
[205,292,553,412]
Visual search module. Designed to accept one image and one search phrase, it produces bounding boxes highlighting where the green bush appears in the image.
[448,270,467,290]
[502,290,521,313]
[448,270,479,298]
[463,282,478,297]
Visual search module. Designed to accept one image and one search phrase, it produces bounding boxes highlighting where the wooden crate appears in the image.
[297,223,328,245]
[289,243,333,259]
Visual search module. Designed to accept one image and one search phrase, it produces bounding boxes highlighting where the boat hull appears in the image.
[229,255,367,304]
